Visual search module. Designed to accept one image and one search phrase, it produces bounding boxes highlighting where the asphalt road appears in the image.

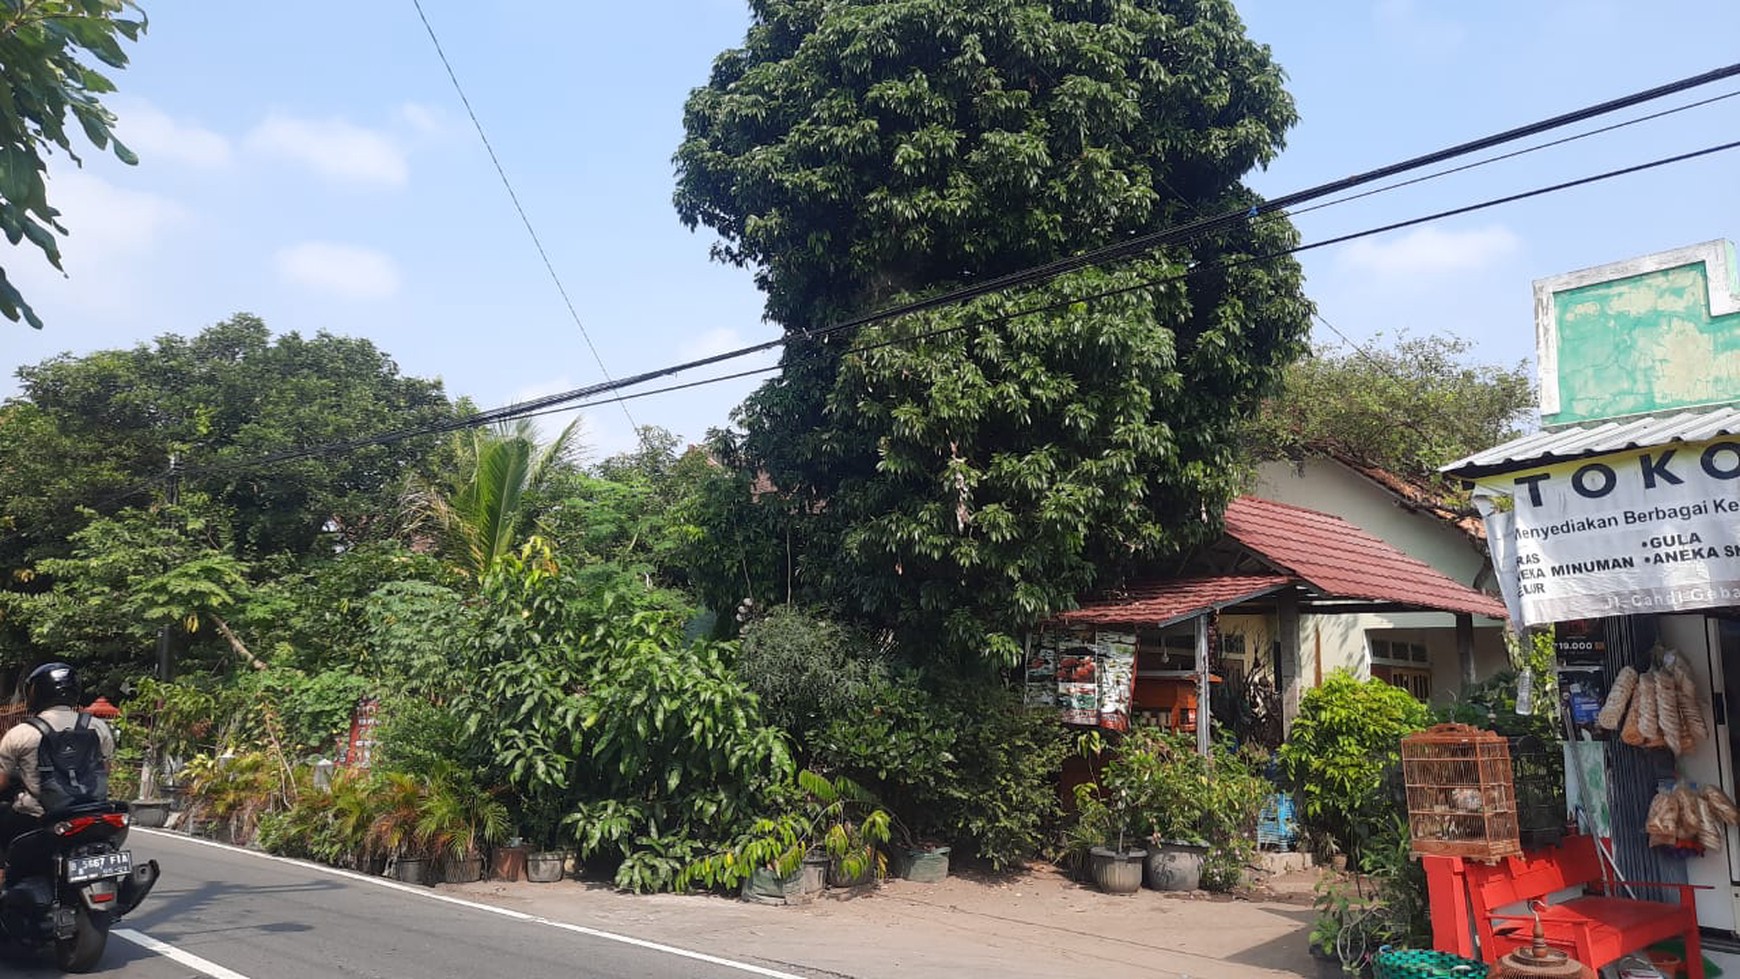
[19,829,813,979]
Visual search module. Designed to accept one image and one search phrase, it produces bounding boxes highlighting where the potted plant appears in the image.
[518,797,570,884]
[682,771,890,902]
[886,815,951,883]
[367,773,437,885]
[1103,727,1269,893]
[1069,781,1147,895]
[418,763,509,884]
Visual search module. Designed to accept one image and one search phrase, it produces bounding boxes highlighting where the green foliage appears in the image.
[680,0,1312,659]
[734,605,890,740]
[257,768,380,868]
[409,418,584,579]
[445,543,793,890]
[1248,333,1535,481]
[0,316,457,568]
[1310,817,1429,970]
[1278,670,1431,858]
[180,750,284,843]
[677,0,1297,329]
[681,770,891,892]
[809,672,1067,868]
[0,0,146,329]
[1072,726,1268,891]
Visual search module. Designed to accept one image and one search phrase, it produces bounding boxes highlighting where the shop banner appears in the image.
[1480,438,1740,626]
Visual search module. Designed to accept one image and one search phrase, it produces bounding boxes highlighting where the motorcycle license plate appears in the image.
[65,851,132,883]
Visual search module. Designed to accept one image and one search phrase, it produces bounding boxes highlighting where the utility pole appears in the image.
[155,453,180,681]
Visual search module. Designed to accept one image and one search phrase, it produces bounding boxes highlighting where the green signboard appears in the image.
[1537,240,1740,428]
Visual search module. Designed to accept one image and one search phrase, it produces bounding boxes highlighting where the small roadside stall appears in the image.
[1024,495,1507,807]
[1429,239,1740,974]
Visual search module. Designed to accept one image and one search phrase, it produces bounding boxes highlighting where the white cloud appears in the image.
[275,242,401,300]
[42,171,187,267]
[246,114,407,186]
[1340,225,1521,277]
[5,171,188,317]
[111,99,232,169]
[398,102,445,136]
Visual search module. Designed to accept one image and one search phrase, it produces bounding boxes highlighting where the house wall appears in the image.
[1252,460,1508,697]
[1254,459,1488,587]
[1219,608,1506,706]
[1303,612,1506,705]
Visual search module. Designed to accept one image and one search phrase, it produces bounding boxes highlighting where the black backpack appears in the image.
[26,713,108,815]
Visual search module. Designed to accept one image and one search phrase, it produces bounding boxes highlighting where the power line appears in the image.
[353,133,1740,441]
[12,109,1740,536]
[408,0,640,438]
[1288,87,1740,218]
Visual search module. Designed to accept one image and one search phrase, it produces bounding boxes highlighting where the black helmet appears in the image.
[25,662,81,713]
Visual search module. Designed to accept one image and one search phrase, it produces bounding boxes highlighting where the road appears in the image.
[24,829,816,979]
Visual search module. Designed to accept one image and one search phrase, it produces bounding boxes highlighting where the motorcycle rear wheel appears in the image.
[53,906,110,973]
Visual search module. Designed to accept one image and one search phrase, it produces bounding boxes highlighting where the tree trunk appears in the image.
[210,615,269,671]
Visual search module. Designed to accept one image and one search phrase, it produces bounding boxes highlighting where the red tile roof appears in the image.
[1058,575,1295,627]
[1223,496,1507,619]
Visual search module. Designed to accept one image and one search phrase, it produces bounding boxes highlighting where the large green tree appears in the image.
[0,0,146,329]
[1246,333,1536,481]
[677,0,1312,658]
[0,314,460,567]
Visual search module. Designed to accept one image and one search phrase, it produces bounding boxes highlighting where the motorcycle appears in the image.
[1,801,159,973]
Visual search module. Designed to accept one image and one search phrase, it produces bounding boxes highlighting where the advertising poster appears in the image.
[1480,438,1740,626]
[1024,633,1059,707]
[1097,630,1138,732]
[1056,643,1100,726]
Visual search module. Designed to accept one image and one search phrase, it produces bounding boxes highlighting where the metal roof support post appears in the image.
[1456,613,1476,692]
[1278,590,1302,736]
[1196,613,1211,758]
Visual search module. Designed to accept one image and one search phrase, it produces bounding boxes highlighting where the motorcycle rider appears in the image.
[0,663,116,851]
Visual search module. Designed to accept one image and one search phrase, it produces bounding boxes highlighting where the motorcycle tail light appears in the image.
[50,812,129,836]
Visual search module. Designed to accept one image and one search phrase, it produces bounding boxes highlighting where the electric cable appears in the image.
[408,0,640,437]
[10,123,1740,541]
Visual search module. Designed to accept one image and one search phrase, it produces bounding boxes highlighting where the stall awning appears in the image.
[1224,497,1508,620]
[1439,404,1740,479]
[1058,574,1293,628]
[1059,496,1509,625]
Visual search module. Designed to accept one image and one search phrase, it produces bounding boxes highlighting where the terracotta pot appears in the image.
[490,846,526,882]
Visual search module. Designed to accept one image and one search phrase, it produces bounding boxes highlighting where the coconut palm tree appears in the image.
[409,418,584,579]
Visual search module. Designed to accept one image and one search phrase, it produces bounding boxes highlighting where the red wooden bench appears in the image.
[1462,834,1705,976]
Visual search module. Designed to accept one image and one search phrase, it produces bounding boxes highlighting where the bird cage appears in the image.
[1401,723,1522,861]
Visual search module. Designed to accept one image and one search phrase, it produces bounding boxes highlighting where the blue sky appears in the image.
[3,1,1739,459]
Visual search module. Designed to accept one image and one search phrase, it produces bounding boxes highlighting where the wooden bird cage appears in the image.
[1401,723,1522,861]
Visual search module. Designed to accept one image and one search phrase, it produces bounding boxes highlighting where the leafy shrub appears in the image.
[1075,727,1269,891]
[1278,670,1430,858]
[452,544,793,892]
[811,673,1066,869]
[735,605,889,741]
[1310,816,1428,967]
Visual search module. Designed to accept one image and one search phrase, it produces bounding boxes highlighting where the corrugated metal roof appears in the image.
[1223,497,1510,620]
[1440,405,1740,478]
[1058,575,1294,627]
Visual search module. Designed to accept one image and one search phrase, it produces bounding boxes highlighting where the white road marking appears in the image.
[114,928,252,979]
[136,828,810,979]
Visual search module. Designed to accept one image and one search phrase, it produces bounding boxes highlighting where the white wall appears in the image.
[1660,614,1740,931]
[1254,458,1489,587]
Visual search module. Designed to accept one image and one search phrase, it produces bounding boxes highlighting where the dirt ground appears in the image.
[445,861,1341,979]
